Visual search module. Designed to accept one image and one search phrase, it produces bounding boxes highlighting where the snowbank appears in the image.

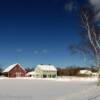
[0,78,99,100]
[0,76,97,82]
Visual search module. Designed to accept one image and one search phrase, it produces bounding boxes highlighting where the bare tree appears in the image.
[69,2,100,85]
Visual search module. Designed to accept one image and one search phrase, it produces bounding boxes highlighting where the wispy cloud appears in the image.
[42,49,48,53]
[16,48,23,53]
[64,1,77,12]
[96,12,100,21]
[90,0,100,11]
[89,0,100,21]
[33,49,48,54]
[33,50,39,54]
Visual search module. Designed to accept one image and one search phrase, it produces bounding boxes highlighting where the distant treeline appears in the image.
[0,66,97,76]
[57,66,97,76]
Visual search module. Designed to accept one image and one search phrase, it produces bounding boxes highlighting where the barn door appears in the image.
[16,72,21,77]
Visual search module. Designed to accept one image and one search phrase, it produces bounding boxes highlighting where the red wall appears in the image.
[8,64,26,77]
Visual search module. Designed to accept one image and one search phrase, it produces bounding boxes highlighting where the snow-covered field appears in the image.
[0,77,100,100]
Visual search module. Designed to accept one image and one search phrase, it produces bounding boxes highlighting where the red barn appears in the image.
[3,63,26,77]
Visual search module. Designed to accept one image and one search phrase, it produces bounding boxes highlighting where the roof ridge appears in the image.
[3,63,25,73]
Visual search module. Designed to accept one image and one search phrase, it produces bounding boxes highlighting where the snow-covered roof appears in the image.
[3,63,25,73]
[35,64,57,71]
[79,70,92,74]
[26,71,39,76]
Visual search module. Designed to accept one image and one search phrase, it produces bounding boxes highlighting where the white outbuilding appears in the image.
[26,71,41,78]
[79,70,92,76]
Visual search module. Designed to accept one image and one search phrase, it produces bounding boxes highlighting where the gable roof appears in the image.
[35,64,57,71]
[3,63,26,73]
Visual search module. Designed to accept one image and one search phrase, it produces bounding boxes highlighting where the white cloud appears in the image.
[33,50,39,54]
[64,1,77,12]
[33,49,48,54]
[16,48,23,53]
[96,12,100,21]
[90,0,100,21]
[42,49,48,53]
[90,0,100,11]
[65,2,73,11]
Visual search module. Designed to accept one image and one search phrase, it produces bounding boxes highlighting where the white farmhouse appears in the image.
[27,64,57,78]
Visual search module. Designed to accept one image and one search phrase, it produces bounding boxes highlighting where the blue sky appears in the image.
[0,0,96,68]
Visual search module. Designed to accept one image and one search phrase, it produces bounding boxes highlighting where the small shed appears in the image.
[26,71,41,78]
[3,63,26,77]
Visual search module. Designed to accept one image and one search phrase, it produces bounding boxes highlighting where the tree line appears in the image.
[57,66,97,76]
[0,66,97,76]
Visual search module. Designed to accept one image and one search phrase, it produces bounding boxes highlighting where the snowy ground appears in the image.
[0,77,100,100]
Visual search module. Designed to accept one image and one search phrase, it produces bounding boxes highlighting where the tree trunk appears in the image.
[95,52,100,86]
